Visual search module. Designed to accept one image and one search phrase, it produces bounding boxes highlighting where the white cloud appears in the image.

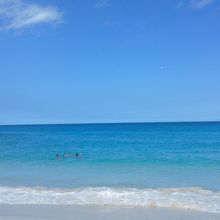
[0,0,62,31]
[189,0,214,9]
[94,0,111,9]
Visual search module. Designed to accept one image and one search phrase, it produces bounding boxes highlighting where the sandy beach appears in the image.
[0,205,219,220]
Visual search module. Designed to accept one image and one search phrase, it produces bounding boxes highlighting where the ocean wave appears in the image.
[0,186,220,213]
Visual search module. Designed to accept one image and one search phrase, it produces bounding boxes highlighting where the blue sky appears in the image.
[0,0,220,124]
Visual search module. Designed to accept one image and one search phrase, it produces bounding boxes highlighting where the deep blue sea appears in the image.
[0,122,220,212]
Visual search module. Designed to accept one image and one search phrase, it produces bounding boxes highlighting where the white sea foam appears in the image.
[0,186,220,213]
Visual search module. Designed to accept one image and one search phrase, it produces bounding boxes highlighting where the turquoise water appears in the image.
[1,123,220,212]
[0,122,220,190]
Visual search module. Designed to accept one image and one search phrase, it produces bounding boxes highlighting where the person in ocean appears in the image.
[56,152,81,159]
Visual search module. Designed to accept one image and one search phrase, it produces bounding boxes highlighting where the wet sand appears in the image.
[0,205,219,220]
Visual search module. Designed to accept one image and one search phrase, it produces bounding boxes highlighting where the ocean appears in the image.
[0,122,220,212]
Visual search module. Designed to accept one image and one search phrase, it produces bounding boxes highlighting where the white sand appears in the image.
[0,205,219,220]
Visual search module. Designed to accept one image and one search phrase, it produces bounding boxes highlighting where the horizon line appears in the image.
[0,120,220,126]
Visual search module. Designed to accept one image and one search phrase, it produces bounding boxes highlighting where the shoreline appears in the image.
[0,205,220,220]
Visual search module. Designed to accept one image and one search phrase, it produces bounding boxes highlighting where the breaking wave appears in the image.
[0,186,220,213]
